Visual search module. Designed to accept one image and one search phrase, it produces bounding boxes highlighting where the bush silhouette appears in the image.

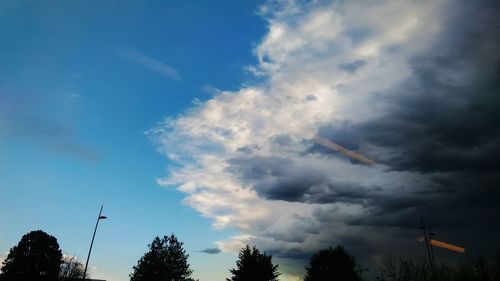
[304,246,359,281]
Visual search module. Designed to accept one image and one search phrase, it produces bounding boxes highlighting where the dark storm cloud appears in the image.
[359,172,500,228]
[262,214,323,243]
[378,3,498,172]
[228,156,325,202]
[315,2,500,246]
[315,2,500,171]
[268,247,315,260]
[266,227,385,265]
[229,2,500,259]
[228,156,381,204]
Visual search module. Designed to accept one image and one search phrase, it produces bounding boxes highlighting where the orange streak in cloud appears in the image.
[314,135,376,165]
[431,239,465,253]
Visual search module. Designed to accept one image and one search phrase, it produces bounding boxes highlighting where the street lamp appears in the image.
[83,205,107,279]
[419,216,433,270]
[429,232,436,266]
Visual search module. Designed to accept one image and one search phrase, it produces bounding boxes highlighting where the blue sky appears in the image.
[1,1,265,280]
[2,1,500,281]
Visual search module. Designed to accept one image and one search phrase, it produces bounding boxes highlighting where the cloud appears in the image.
[0,87,99,161]
[200,247,221,254]
[150,0,500,277]
[0,255,4,268]
[339,59,367,74]
[120,48,181,80]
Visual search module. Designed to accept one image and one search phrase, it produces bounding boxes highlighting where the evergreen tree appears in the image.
[130,234,194,281]
[304,246,359,281]
[227,245,280,281]
[0,230,62,281]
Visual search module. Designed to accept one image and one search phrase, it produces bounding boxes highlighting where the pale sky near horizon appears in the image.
[1,1,500,281]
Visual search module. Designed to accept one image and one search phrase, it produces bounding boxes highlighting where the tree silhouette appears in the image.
[304,246,359,281]
[130,234,194,281]
[60,256,85,279]
[227,245,280,281]
[0,230,62,281]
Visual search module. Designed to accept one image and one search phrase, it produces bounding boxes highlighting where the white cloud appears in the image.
[0,252,5,268]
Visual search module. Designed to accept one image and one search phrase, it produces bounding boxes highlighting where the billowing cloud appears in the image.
[150,0,500,278]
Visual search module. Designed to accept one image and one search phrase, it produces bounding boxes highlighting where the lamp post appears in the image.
[429,232,436,267]
[419,216,435,281]
[83,205,107,279]
[419,216,433,269]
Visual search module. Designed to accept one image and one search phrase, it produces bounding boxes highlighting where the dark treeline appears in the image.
[378,255,500,281]
[1,230,499,281]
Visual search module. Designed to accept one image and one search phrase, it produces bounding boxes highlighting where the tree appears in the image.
[0,230,62,281]
[59,256,85,279]
[227,245,280,281]
[130,234,194,281]
[304,246,359,281]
